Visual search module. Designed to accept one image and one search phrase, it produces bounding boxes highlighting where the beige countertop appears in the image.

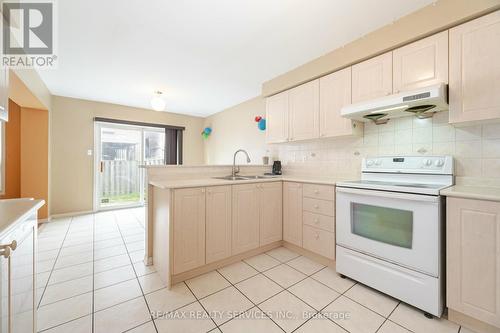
[0,199,45,237]
[149,175,344,189]
[440,185,500,202]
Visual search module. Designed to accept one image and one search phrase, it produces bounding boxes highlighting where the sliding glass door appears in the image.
[95,123,166,210]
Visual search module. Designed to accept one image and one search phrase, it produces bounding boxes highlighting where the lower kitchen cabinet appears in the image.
[205,186,232,264]
[283,182,303,246]
[447,197,500,329]
[259,182,283,246]
[0,200,42,333]
[232,184,260,255]
[302,225,335,259]
[173,187,206,274]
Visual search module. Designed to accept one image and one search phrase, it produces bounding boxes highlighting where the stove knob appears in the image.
[366,160,374,166]
[423,159,432,167]
[375,159,382,166]
[435,159,445,167]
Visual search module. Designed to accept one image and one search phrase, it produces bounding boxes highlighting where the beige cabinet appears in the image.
[352,52,393,103]
[303,225,335,260]
[259,182,283,246]
[205,186,232,264]
[393,31,448,93]
[283,182,303,246]
[1,208,38,333]
[288,80,320,141]
[319,67,360,137]
[447,197,500,328]
[173,187,206,274]
[266,91,289,143]
[449,11,500,124]
[232,184,260,255]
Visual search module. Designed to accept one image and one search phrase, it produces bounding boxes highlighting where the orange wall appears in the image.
[20,107,49,219]
[1,99,49,219]
[1,100,21,199]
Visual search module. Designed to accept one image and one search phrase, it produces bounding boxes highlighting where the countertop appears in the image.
[0,199,45,237]
[440,185,500,202]
[149,175,343,189]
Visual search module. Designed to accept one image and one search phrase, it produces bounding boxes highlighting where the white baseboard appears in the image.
[49,210,96,220]
[38,217,51,223]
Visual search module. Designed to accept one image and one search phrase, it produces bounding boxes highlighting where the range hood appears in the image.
[341,83,448,124]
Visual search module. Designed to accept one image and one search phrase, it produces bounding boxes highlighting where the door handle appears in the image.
[100,161,104,173]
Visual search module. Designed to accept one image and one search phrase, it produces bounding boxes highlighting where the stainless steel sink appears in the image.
[212,176,249,181]
[213,175,279,181]
[240,175,276,179]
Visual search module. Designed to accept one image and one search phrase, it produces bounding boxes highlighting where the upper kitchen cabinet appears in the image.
[352,52,392,103]
[266,91,289,143]
[0,68,8,121]
[393,31,448,93]
[449,11,500,124]
[319,67,361,137]
[288,80,320,141]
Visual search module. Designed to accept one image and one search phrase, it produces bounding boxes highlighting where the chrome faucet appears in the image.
[232,149,251,177]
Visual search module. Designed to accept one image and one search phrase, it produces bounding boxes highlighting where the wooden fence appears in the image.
[101,159,163,197]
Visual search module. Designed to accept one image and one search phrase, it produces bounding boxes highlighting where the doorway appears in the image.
[94,121,169,210]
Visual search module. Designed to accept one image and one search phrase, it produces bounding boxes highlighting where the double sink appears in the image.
[212,175,279,181]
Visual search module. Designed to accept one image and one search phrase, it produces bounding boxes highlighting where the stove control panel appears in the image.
[362,156,453,174]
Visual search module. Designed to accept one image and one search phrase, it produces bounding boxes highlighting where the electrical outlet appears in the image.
[87,149,93,156]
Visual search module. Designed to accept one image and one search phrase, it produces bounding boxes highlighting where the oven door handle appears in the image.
[336,187,440,203]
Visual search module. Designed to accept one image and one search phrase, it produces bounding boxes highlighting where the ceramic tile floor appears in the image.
[37,208,474,333]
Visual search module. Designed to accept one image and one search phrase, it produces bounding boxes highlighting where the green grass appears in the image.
[101,192,140,205]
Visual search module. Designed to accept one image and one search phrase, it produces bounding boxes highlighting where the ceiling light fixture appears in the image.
[151,91,166,111]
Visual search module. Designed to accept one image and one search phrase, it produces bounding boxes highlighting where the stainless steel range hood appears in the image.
[341,83,448,124]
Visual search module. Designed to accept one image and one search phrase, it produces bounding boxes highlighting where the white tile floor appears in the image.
[37,208,472,333]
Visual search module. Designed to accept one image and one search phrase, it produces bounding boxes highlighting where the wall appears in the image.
[50,96,205,215]
[1,100,21,199]
[272,112,500,186]
[11,69,52,110]
[1,100,49,219]
[204,96,272,165]
[262,0,500,96]
[20,108,49,219]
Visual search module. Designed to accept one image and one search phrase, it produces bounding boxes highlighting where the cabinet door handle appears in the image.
[0,240,16,258]
[314,218,319,224]
[314,205,319,209]
[314,190,319,194]
[314,233,319,240]
[201,188,205,193]
[0,246,10,258]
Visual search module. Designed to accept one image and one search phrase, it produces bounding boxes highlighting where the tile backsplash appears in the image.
[271,111,500,185]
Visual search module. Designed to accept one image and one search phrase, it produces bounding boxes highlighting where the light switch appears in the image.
[87,149,93,156]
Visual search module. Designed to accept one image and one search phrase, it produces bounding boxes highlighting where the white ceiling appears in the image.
[39,0,435,117]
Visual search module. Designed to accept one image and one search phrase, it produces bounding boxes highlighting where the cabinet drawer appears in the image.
[303,184,334,201]
[303,211,334,232]
[303,225,335,259]
[303,197,334,217]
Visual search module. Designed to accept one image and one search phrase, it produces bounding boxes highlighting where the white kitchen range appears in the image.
[336,156,454,318]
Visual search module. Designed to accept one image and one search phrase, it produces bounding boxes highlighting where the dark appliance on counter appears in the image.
[272,161,282,175]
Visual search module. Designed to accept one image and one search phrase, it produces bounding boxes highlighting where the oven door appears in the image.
[336,186,441,277]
